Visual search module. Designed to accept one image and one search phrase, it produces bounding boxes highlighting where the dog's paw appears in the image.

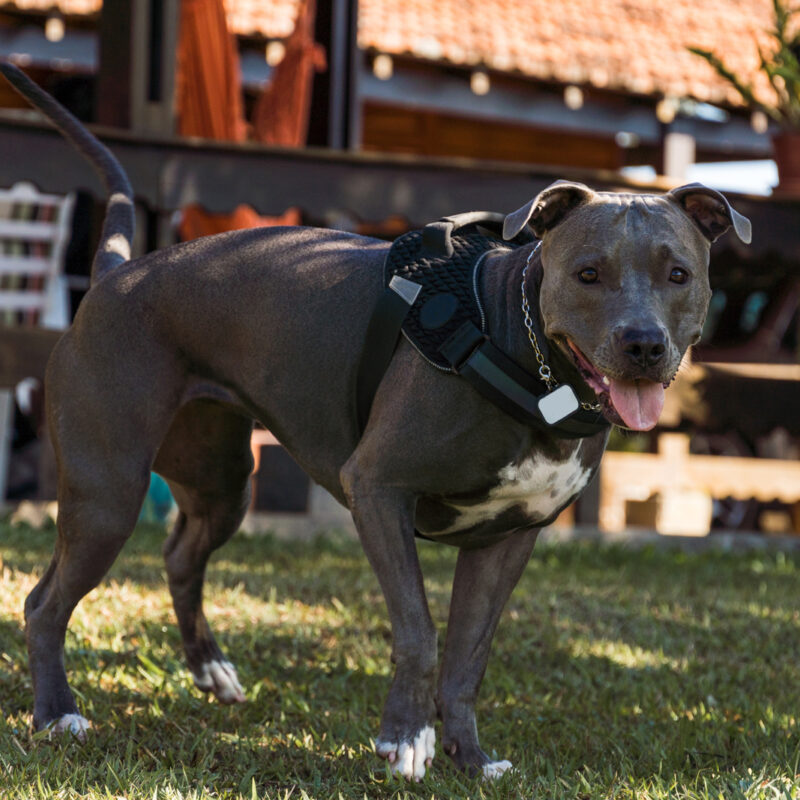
[48,713,91,742]
[193,660,246,704]
[482,759,513,780]
[376,725,436,781]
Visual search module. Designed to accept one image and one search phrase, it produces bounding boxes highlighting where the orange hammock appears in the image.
[175,0,322,238]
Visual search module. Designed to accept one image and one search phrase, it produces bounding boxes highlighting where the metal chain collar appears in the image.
[521,248,602,413]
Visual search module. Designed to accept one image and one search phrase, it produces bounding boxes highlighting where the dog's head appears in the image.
[504,181,751,431]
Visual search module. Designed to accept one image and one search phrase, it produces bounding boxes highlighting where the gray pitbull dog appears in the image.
[3,63,750,780]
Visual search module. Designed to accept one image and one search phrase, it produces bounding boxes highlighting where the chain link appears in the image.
[521,249,602,413]
[521,251,556,390]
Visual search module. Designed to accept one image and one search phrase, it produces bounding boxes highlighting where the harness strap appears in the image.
[356,295,606,438]
[355,275,421,433]
[421,211,509,257]
[439,322,607,439]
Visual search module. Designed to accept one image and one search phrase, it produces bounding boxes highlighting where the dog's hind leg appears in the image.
[436,527,539,778]
[153,400,254,705]
[25,374,166,736]
[26,479,152,737]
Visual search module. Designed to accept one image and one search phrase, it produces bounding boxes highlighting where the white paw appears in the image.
[482,759,513,780]
[192,660,246,704]
[377,725,436,781]
[48,713,91,742]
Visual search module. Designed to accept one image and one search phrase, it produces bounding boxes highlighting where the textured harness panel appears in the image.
[384,228,511,371]
[357,215,609,440]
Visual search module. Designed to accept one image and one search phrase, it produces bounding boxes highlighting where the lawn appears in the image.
[2,521,800,799]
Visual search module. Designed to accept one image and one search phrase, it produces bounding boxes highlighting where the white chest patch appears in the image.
[429,444,591,536]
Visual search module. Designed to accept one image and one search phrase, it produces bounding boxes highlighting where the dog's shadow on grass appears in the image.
[3,611,799,787]
[70,624,396,793]
[65,617,800,783]
[4,527,800,785]
[0,612,395,794]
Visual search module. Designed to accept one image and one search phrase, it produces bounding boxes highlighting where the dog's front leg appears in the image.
[340,463,437,781]
[437,527,539,779]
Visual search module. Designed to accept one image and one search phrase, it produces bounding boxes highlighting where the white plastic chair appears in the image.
[0,181,75,503]
[0,181,75,329]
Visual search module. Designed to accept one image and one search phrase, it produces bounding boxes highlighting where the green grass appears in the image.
[2,521,800,799]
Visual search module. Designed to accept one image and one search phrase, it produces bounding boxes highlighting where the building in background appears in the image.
[0,0,777,185]
[0,0,798,534]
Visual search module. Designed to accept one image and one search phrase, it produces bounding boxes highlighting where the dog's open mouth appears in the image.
[564,339,666,431]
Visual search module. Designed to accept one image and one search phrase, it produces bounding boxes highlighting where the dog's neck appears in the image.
[480,244,600,409]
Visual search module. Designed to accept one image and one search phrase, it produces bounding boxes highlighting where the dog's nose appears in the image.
[617,328,667,368]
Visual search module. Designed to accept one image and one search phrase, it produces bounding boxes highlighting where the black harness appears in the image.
[356,212,609,439]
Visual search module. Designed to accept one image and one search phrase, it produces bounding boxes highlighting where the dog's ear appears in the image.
[669,183,752,244]
[503,181,595,240]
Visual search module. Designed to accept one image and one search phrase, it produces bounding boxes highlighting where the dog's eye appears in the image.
[578,267,598,284]
[669,267,689,284]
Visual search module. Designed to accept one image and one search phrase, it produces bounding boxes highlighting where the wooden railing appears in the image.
[600,433,800,535]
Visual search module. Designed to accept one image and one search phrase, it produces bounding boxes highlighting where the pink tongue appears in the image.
[608,379,665,430]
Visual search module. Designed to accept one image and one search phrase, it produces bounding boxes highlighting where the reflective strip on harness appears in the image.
[440,321,608,439]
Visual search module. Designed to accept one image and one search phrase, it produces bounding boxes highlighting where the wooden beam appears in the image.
[0,112,793,261]
[362,103,623,170]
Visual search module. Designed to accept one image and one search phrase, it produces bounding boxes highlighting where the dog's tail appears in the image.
[0,62,134,283]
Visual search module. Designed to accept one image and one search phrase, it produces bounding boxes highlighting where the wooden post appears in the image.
[0,389,12,504]
[307,0,360,149]
[96,0,179,135]
[573,464,601,527]
[96,0,135,128]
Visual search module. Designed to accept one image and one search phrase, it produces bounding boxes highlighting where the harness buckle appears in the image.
[439,321,487,373]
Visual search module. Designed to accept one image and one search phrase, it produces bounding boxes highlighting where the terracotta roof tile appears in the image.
[360,0,777,106]
[1,0,777,106]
